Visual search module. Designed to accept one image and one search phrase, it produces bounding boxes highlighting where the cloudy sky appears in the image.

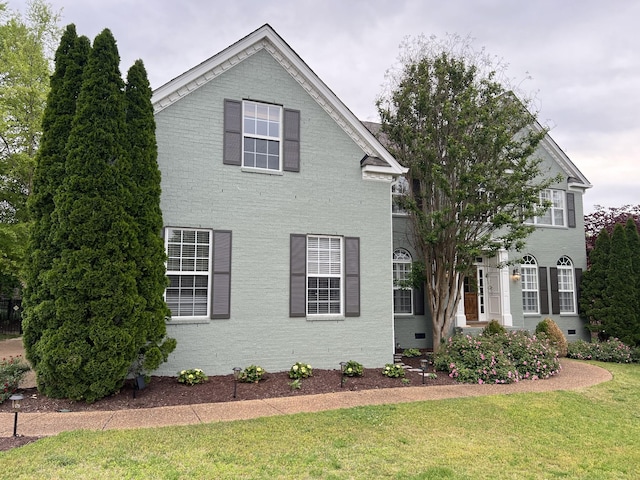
[22,0,639,213]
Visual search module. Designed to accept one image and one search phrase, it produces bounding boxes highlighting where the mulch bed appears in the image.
[1,356,454,451]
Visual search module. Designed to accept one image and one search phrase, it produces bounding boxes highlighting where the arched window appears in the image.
[557,256,575,314]
[393,249,413,314]
[521,254,539,314]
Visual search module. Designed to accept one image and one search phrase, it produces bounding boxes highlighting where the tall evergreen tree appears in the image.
[602,224,637,345]
[22,24,90,369]
[124,59,175,372]
[624,217,640,344]
[35,29,145,402]
[579,228,610,339]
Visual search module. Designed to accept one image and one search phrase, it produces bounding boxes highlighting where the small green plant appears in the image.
[536,318,568,357]
[288,379,302,390]
[382,363,405,378]
[289,362,313,379]
[239,365,266,383]
[402,348,422,357]
[177,368,208,386]
[424,372,437,380]
[1,355,30,403]
[482,319,506,336]
[342,360,364,377]
[401,377,411,385]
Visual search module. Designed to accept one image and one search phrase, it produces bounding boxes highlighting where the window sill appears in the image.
[166,317,211,325]
[241,167,283,176]
[306,315,345,322]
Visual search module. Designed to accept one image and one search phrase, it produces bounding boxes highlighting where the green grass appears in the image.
[2,362,640,479]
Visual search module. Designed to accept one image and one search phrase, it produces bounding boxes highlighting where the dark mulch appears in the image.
[1,356,454,451]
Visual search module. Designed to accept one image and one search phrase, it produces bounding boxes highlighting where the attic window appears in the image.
[243,101,282,171]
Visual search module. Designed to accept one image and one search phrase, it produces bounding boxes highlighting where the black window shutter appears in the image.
[211,230,232,319]
[223,99,242,166]
[283,108,300,172]
[344,237,360,317]
[413,282,425,315]
[550,266,560,314]
[567,192,576,228]
[290,234,307,317]
[539,267,549,315]
[575,268,583,306]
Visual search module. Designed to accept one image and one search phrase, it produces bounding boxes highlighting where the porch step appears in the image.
[465,321,488,327]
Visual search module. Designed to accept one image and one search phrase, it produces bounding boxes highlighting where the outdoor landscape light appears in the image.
[9,393,23,437]
[232,367,242,398]
[339,361,347,388]
[420,359,428,384]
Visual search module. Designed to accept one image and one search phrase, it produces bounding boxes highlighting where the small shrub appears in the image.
[289,362,312,380]
[424,372,437,380]
[482,320,506,336]
[288,379,302,390]
[402,348,422,358]
[382,363,405,378]
[177,368,207,386]
[239,365,266,383]
[1,356,30,403]
[342,360,364,377]
[536,318,568,357]
[568,338,633,363]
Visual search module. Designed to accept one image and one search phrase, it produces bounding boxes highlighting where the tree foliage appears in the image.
[584,205,640,255]
[25,28,174,402]
[377,35,555,348]
[0,0,60,294]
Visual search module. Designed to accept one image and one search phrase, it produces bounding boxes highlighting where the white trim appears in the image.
[152,24,405,177]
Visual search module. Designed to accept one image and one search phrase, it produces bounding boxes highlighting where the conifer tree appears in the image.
[602,224,637,345]
[35,29,145,401]
[579,228,610,339]
[624,217,640,344]
[22,24,90,370]
[124,59,175,372]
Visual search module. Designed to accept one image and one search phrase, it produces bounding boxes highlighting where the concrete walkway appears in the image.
[1,338,613,438]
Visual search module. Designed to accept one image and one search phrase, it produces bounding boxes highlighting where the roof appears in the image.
[151,24,405,177]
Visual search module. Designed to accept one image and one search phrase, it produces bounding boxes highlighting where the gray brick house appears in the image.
[151,24,591,375]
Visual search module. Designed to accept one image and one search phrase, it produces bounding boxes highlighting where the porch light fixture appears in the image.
[339,361,347,388]
[420,359,428,384]
[511,268,521,282]
[9,393,23,437]
[232,367,242,398]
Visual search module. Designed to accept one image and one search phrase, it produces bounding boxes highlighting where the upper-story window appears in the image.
[533,189,565,226]
[243,101,282,171]
[557,256,576,314]
[392,176,409,215]
[393,248,413,314]
[520,254,539,314]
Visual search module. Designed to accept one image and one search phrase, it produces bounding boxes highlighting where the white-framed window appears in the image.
[533,189,565,226]
[521,254,539,314]
[307,236,343,315]
[393,248,413,314]
[557,256,576,314]
[243,101,282,171]
[392,176,409,215]
[165,228,212,317]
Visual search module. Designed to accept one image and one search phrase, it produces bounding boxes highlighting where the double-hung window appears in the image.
[557,256,576,314]
[243,101,282,171]
[534,189,565,226]
[392,176,409,215]
[521,254,539,314]
[307,236,343,315]
[393,249,413,314]
[165,228,212,317]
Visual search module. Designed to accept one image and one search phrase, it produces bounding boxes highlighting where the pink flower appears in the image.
[478,379,484,384]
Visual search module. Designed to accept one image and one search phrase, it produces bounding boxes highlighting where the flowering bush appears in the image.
[289,362,313,379]
[567,338,633,363]
[382,363,405,378]
[1,356,30,404]
[434,331,561,384]
[177,368,208,386]
[402,348,422,358]
[239,365,266,383]
[342,360,364,377]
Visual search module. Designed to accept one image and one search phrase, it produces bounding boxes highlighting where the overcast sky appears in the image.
[21,0,639,214]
